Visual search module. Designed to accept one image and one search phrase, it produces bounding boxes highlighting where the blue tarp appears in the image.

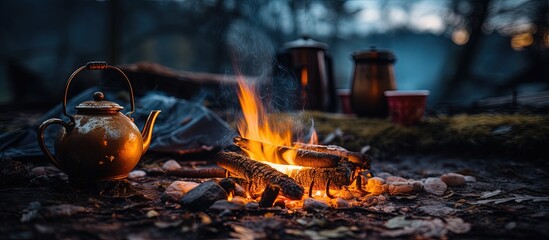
[0,87,236,158]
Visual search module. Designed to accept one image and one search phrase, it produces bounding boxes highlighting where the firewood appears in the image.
[216,151,304,200]
[166,168,228,178]
[259,184,280,208]
[292,142,371,169]
[234,136,343,168]
[287,162,353,190]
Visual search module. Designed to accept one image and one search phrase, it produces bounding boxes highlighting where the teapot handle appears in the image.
[62,61,135,122]
[37,118,70,170]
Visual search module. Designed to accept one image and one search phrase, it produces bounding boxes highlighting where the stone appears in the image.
[234,183,247,197]
[332,198,350,208]
[146,210,159,218]
[231,196,248,205]
[424,177,448,196]
[387,181,423,195]
[180,180,228,210]
[209,200,244,211]
[363,195,389,206]
[31,166,61,176]
[162,159,181,171]
[273,200,286,209]
[338,188,355,200]
[161,181,199,202]
[286,200,302,209]
[219,178,236,194]
[365,177,386,195]
[418,205,456,217]
[376,172,393,180]
[440,173,466,187]
[385,176,408,183]
[128,170,146,179]
[1,158,30,186]
[245,202,259,209]
[464,176,476,183]
[303,198,330,211]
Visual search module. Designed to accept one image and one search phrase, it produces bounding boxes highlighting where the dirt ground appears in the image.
[1,110,548,239]
[1,152,548,240]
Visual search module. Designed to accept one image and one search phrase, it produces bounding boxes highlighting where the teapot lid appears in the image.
[352,46,396,63]
[284,36,328,50]
[75,92,123,112]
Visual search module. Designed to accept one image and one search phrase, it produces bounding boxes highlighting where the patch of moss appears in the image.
[310,112,549,159]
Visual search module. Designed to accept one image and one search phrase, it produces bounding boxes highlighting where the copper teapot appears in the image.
[37,61,161,181]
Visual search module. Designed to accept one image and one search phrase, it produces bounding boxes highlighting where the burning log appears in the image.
[292,142,371,169]
[234,136,343,168]
[216,151,304,200]
[287,162,353,190]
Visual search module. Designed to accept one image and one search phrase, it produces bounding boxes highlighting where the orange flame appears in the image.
[236,75,297,165]
[309,130,318,145]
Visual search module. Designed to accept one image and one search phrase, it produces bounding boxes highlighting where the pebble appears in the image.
[440,173,466,187]
[464,176,476,183]
[161,181,199,202]
[332,198,349,208]
[231,196,248,205]
[385,176,408,183]
[285,200,302,210]
[303,198,330,211]
[363,195,382,206]
[365,177,386,195]
[31,166,61,176]
[376,172,393,180]
[245,202,259,209]
[387,181,423,195]
[424,177,448,196]
[146,210,159,218]
[128,170,146,179]
[209,200,244,211]
[338,188,355,200]
[180,180,228,210]
[233,183,247,197]
[162,159,181,171]
[273,200,286,209]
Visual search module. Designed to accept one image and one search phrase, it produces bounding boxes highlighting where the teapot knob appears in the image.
[93,92,105,101]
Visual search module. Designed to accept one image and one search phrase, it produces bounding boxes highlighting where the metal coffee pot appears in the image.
[277,36,337,112]
[350,47,397,117]
[37,61,161,181]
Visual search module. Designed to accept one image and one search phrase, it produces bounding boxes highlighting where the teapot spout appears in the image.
[141,110,161,154]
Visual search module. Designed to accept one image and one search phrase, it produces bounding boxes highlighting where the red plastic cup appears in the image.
[337,89,353,114]
[384,90,429,126]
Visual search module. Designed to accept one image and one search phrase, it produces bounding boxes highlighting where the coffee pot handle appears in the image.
[62,61,136,122]
[37,118,70,170]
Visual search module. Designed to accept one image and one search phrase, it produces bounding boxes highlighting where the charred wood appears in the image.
[259,184,280,208]
[234,136,343,168]
[288,162,353,190]
[292,142,371,169]
[216,151,304,200]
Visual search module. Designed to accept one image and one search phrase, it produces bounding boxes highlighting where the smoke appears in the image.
[220,20,298,112]
[220,20,315,143]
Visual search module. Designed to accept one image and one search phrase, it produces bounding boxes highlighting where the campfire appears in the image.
[212,74,373,204]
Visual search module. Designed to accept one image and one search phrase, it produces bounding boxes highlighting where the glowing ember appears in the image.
[236,75,311,169]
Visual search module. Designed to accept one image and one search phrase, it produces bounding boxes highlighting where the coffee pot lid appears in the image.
[284,36,328,50]
[352,46,396,63]
[75,92,123,112]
